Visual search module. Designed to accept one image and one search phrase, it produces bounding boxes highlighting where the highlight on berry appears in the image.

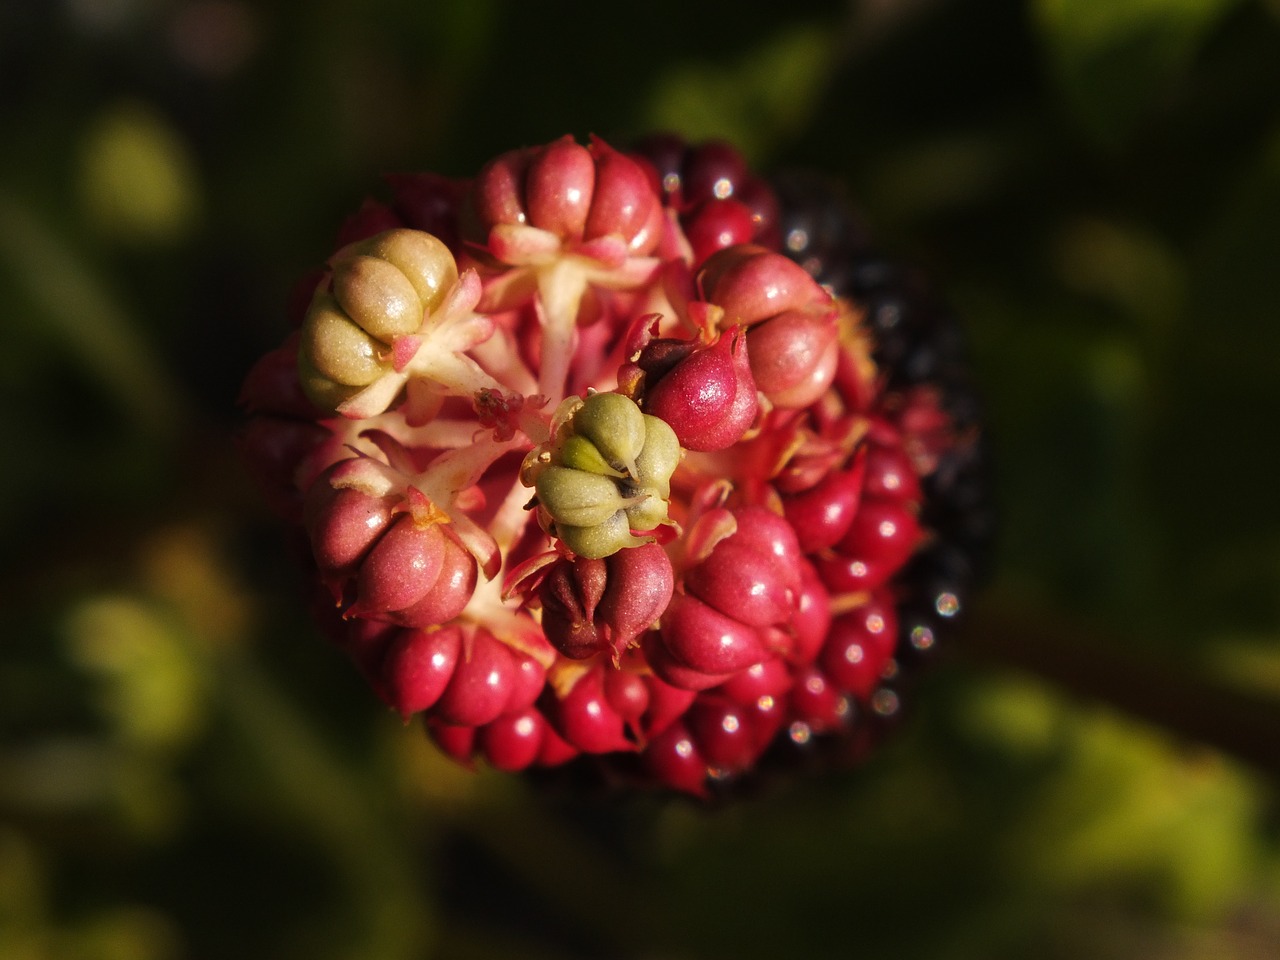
[239,133,992,797]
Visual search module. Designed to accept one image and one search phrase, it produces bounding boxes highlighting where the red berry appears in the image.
[642,720,709,797]
[782,466,865,553]
[639,327,758,452]
[432,629,517,727]
[382,625,462,719]
[657,594,770,677]
[683,199,758,265]
[789,665,850,733]
[553,666,633,754]
[820,596,898,700]
[479,707,547,772]
[687,695,760,771]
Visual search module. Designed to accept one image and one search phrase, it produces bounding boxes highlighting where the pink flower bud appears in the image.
[684,535,794,628]
[583,136,665,254]
[716,657,792,706]
[721,506,805,596]
[536,723,580,767]
[389,528,478,628]
[789,562,833,667]
[682,141,749,207]
[427,720,476,768]
[640,674,698,739]
[863,441,922,502]
[781,465,865,553]
[817,497,922,595]
[351,514,448,618]
[470,135,662,256]
[603,668,651,737]
[697,245,830,327]
[683,199,757,265]
[526,137,597,240]
[641,628,736,691]
[745,309,839,408]
[504,645,549,714]
[304,474,397,594]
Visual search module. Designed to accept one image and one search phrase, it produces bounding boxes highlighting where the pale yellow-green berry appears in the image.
[300,293,388,386]
[297,351,361,410]
[330,254,425,342]
[356,229,458,312]
[535,466,644,529]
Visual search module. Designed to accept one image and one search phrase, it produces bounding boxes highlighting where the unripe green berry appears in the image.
[301,293,388,386]
[570,392,648,478]
[535,465,643,529]
[528,395,684,558]
[623,488,670,532]
[634,415,680,498]
[558,434,626,478]
[297,352,361,409]
[354,229,457,311]
[331,254,424,342]
[556,512,648,560]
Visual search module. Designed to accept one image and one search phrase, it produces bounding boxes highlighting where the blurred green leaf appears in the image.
[1034,0,1243,145]
[78,101,202,246]
[65,594,204,753]
[0,195,186,441]
[645,23,839,161]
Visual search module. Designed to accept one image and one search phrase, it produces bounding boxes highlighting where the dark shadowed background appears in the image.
[2,0,1279,957]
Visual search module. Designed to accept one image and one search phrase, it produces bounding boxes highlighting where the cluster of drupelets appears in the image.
[240,134,989,796]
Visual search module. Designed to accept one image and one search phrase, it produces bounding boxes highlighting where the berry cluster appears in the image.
[240,135,990,796]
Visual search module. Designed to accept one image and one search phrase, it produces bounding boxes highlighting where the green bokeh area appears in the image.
[3,1,1280,957]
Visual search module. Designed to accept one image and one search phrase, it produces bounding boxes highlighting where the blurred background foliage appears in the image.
[2,0,1279,957]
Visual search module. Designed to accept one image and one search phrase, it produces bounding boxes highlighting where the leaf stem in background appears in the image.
[961,597,1280,780]
[0,193,187,442]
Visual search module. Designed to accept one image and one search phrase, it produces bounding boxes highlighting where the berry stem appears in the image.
[535,261,587,404]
